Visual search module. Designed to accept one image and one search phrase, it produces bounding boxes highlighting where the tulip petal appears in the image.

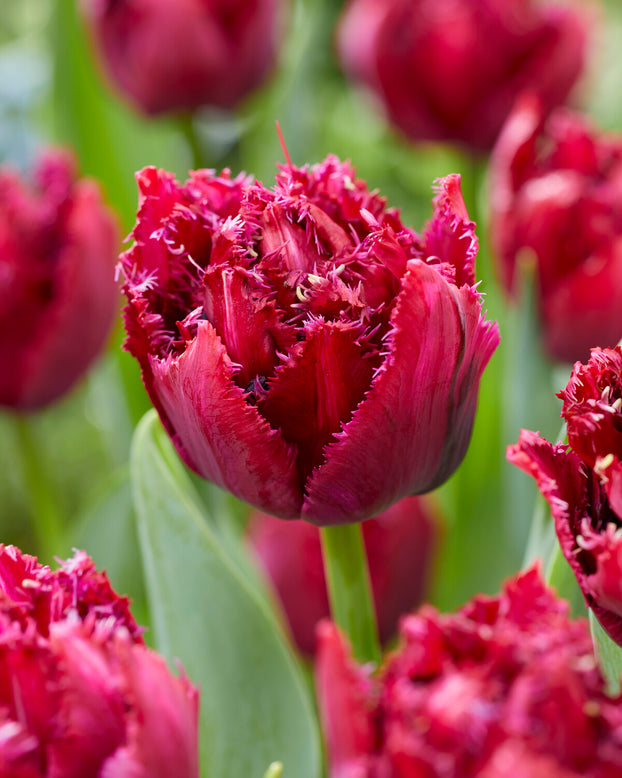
[151,321,303,518]
[302,261,499,524]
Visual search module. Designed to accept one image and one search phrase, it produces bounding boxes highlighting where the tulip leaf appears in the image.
[131,410,321,778]
[590,610,622,696]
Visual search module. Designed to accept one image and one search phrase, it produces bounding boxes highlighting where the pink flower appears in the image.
[119,157,499,525]
[0,149,119,410]
[0,545,199,778]
[508,347,622,645]
[489,95,622,363]
[316,567,622,778]
[337,0,590,152]
[80,0,284,115]
[247,496,439,654]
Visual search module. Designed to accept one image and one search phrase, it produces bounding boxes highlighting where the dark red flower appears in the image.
[119,157,499,525]
[247,495,439,654]
[0,545,199,778]
[337,0,590,152]
[80,0,284,115]
[316,567,622,778]
[489,95,622,363]
[0,149,119,410]
[508,346,622,645]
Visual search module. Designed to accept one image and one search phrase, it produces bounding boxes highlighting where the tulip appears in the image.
[80,0,284,115]
[247,496,439,654]
[0,545,200,778]
[316,567,622,777]
[489,95,622,363]
[508,346,622,646]
[337,0,590,152]
[0,149,119,410]
[119,157,499,525]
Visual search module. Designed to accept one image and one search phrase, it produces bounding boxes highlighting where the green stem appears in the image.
[178,113,204,169]
[14,416,64,563]
[320,523,381,665]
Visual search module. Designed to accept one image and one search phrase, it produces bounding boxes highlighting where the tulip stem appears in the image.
[179,114,205,169]
[320,522,381,665]
[14,416,64,563]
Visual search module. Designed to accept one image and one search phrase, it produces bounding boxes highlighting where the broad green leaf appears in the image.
[590,610,622,696]
[131,411,321,778]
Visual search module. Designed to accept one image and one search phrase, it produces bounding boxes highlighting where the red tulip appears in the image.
[338,0,590,152]
[81,0,284,115]
[490,95,622,363]
[508,347,622,646]
[0,545,199,778]
[247,496,439,654]
[316,567,622,778]
[119,157,499,525]
[0,150,119,410]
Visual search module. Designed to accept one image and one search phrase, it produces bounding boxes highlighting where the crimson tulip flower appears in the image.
[509,346,622,646]
[0,149,119,410]
[119,156,499,525]
[316,567,622,778]
[490,95,622,363]
[80,0,283,115]
[247,495,438,654]
[337,0,590,152]
[0,545,199,777]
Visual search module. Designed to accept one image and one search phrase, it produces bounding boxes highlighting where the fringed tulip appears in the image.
[508,346,622,645]
[0,150,119,410]
[80,0,283,115]
[338,0,590,152]
[0,545,199,778]
[316,567,622,777]
[119,157,499,525]
[247,496,439,654]
[490,95,622,363]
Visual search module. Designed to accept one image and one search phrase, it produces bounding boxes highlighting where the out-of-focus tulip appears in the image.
[509,346,622,646]
[0,149,119,410]
[316,567,622,778]
[119,157,499,525]
[490,95,622,363]
[247,495,439,654]
[80,0,284,115]
[0,544,200,778]
[338,0,590,152]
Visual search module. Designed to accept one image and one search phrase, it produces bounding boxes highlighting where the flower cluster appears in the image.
[316,567,622,777]
[509,346,622,645]
[0,544,199,777]
[247,495,438,654]
[490,95,622,363]
[0,150,119,410]
[118,156,499,525]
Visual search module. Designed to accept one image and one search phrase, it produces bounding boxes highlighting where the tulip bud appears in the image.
[0,544,199,778]
[119,158,499,525]
[316,567,622,777]
[338,0,591,152]
[80,0,284,115]
[0,149,119,410]
[247,496,439,654]
[508,346,622,646]
[490,95,622,363]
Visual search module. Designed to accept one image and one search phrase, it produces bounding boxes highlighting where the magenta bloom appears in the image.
[81,0,283,115]
[0,150,119,410]
[0,545,199,778]
[337,0,590,153]
[509,346,622,645]
[119,157,499,525]
[316,567,622,778]
[490,95,622,363]
[247,495,438,654]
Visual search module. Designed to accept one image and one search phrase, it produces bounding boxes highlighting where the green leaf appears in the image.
[130,411,321,778]
[590,610,622,696]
